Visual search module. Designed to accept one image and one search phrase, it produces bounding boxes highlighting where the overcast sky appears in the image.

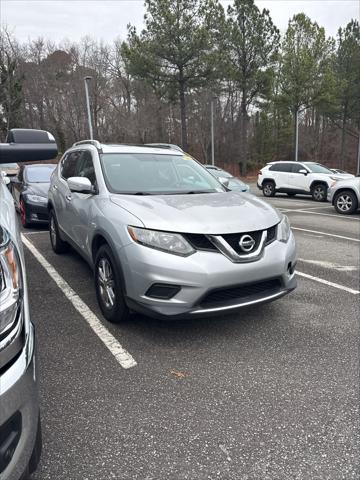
[1,0,359,44]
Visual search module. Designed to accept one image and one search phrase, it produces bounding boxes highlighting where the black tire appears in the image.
[334,190,358,214]
[311,183,327,202]
[94,244,130,323]
[262,181,276,197]
[287,193,296,197]
[19,198,31,228]
[49,209,69,253]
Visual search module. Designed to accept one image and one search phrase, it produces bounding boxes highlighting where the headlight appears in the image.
[0,226,23,335]
[277,215,291,243]
[128,226,195,256]
[26,194,47,203]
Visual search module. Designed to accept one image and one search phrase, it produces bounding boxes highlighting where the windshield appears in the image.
[305,163,333,174]
[210,169,233,179]
[228,178,247,191]
[100,153,224,194]
[26,165,56,183]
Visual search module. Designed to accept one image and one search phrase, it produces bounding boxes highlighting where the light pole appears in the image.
[294,108,299,162]
[84,76,93,140]
[211,96,216,166]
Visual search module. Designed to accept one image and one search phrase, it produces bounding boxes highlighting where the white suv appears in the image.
[257,161,353,201]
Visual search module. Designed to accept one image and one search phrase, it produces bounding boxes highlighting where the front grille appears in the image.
[265,224,277,245]
[184,234,217,251]
[200,278,282,307]
[222,230,263,254]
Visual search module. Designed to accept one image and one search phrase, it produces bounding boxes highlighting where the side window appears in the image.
[77,151,96,184]
[61,151,82,179]
[291,164,306,173]
[270,163,293,172]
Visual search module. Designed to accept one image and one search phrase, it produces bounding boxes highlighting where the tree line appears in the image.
[1,0,359,175]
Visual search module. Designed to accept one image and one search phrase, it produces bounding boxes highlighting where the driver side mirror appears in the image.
[299,169,308,175]
[67,177,94,194]
[218,177,230,188]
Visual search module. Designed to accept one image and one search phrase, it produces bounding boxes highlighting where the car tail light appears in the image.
[258,170,262,175]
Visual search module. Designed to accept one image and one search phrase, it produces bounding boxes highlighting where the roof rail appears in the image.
[72,139,102,149]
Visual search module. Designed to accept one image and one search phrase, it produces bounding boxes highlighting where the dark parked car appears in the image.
[11,164,56,228]
[204,165,250,192]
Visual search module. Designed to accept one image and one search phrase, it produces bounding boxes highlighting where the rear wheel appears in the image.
[262,181,276,197]
[311,184,327,202]
[19,198,31,228]
[94,245,130,323]
[49,210,69,253]
[334,190,358,214]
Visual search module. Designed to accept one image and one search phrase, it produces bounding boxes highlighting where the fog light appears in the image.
[145,283,181,300]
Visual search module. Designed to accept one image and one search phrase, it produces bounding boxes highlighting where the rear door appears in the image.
[268,163,293,189]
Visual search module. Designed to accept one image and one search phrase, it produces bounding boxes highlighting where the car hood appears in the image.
[27,182,50,197]
[110,192,281,234]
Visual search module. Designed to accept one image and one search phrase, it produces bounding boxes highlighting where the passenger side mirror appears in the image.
[218,177,230,188]
[0,129,58,164]
[67,177,94,194]
[299,169,308,175]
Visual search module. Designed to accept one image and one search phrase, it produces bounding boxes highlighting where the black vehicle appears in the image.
[11,164,56,228]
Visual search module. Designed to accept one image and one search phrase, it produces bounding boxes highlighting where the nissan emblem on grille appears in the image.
[239,234,256,252]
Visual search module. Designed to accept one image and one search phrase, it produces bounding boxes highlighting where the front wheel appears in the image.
[262,181,276,197]
[334,190,358,214]
[94,245,130,323]
[49,210,69,253]
[311,184,327,202]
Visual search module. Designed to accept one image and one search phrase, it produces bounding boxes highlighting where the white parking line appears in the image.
[21,235,137,370]
[292,227,360,242]
[288,210,360,220]
[298,258,358,272]
[297,271,360,295]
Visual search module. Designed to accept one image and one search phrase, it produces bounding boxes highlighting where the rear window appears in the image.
[25,165,56,183]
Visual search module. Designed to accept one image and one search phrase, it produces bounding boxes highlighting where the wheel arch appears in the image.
[332,188,358,206]
[92,230,127,294]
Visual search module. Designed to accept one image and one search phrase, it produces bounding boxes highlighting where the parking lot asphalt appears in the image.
[20,185,359,480]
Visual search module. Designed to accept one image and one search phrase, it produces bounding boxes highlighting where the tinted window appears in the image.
[77,151,96,184]
[61,151,82,179]
[269,163,293,172]
[291,164,307,173]
[25,165,56,183]
[100,153,224,194]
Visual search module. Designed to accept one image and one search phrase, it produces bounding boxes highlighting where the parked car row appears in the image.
[257,160,359,214]
[0,129,58,480]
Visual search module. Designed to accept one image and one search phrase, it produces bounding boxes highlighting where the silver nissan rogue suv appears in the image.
[48,141,297,322]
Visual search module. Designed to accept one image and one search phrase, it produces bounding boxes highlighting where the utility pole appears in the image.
[84,76,93,140]
[211,96,216,166]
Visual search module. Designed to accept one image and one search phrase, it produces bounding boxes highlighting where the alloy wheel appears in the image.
[336,194,353,212]
[98,257,116,309]
[313,186,325,201]
[50,215,57,247]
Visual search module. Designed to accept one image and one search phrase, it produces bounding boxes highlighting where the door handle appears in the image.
[53,184,58,190]
[65,194,72,202]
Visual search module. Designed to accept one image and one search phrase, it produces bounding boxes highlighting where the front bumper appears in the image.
[0,322,39,480]
[24,200,49,224]
[121,233,297,319]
